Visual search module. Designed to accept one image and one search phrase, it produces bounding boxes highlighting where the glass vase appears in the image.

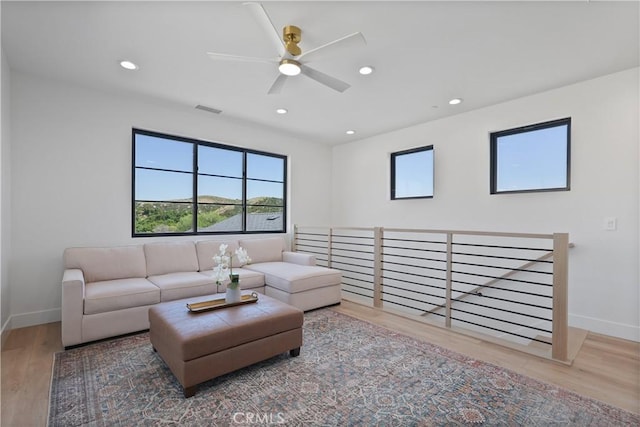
[225,274,241,303]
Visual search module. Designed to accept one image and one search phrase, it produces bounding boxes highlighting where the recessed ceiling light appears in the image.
[276,108,288,114]
[359,66,374,75]
[346,130,356,135]
[449,98,463,105]
[119,60,139,70]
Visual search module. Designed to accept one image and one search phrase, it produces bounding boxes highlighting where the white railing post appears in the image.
[373,227,383,308]
[552,232,569,362]
[445,232,453,328]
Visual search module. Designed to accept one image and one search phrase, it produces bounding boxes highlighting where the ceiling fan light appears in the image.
[279,59,301,76]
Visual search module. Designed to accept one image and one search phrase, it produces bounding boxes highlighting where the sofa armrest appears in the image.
[62,269,85,347]
[283,251,316,266]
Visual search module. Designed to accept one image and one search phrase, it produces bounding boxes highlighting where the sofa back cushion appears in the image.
[144,241,199,276]
[196,240,240,271]
[238,237,286,264]
[64,245,146,283]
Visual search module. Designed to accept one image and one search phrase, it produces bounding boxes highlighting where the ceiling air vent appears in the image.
[195,104,222,114]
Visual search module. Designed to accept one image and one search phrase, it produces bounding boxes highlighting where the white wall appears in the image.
[1,46,11,337]
[332,68,639,341]
[7,67,639,342]
[8,71,333,327]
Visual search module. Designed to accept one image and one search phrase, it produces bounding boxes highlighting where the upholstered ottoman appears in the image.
[149,293,303,398]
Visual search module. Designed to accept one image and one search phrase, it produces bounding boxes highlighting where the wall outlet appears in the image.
[604,217,617,231]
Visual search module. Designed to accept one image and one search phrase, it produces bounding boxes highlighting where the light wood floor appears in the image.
[1,301,639,426]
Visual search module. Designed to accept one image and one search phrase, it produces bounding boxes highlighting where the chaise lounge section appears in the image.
[238,237,343,312]
[61,236,341,347]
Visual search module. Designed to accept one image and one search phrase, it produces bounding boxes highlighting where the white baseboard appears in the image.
[569,313,639,342]
[9,308,61,329]
[1,316,11,347]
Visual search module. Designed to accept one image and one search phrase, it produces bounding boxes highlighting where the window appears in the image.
[132,129,286,236]
[390,145,434,200]
[490,118,570,194]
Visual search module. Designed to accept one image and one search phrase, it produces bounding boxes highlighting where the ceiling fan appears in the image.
[207,2,366,94]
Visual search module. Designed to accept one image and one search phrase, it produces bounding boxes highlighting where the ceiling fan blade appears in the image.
[207,52,278,64]
[298,32,366,62]
[300,65,350,93]
[267,74,288,94]
[243,2,286,57]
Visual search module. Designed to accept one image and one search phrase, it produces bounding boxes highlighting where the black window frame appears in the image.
[490,117,571,195]
[132,128,287,237]
[390,145,434,200]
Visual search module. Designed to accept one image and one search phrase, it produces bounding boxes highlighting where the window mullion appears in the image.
[242,152,247,232]
[193,142,198,234]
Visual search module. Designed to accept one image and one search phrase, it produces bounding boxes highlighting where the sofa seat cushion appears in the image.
[244,262,342,294]
[266,285,341,312]
[84,278,160,315]
[148,272,216,302]
[199,268,264,290]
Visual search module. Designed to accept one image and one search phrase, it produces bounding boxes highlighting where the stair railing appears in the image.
[294,225,571,363]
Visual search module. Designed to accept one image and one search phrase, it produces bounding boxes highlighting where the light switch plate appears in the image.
[604,217,617,231]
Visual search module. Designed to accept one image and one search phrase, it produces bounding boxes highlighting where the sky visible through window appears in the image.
[495,124,568,192]
[394,148,434,198]
[135,134,283,201]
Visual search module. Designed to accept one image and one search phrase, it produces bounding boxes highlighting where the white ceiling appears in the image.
[2,1,638,145]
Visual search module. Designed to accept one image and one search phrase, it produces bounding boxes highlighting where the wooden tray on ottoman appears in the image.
[186,292,259,313]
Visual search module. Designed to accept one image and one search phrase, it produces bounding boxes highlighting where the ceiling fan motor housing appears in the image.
[283,25,302,56]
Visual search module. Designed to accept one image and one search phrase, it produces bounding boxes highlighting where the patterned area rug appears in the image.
[49,309,638,426]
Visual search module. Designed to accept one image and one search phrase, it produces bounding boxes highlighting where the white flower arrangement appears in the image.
[212,244,251,289]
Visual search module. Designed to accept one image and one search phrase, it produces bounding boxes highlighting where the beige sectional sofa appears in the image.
[62,236,341,347]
